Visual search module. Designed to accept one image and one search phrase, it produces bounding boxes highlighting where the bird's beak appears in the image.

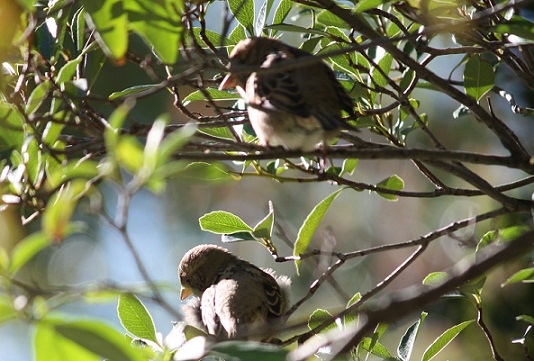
[219,73,238,90]
[180,286,193,300]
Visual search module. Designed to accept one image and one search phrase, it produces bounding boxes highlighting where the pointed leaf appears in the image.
[50,318,144,361]
[9,232,50,275]
[422,320,474,361]
[117,293,158,344]
[464,55,495,101]
[253,201,274,239]
[376,174,404,201]
[199,211,253,234]
[293,189,344,274]
[397,312,427,361]
[308,309,338,334]
[502,267,534,286]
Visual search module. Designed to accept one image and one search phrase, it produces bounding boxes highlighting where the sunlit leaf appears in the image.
[118,294,158,344]
[376,174,404,201]
[422,320,474,361]
[308,309,338,334]
[35,323,100,361]
[125,0,183,64]
[199,211,253,234]
[422,272,448,286]
[228,0,255,35]
[52,318,144,361]
[398,312,427,361]
[0,296,16,324]
[9,232,50,275]
[83,0,128,62]
[492,16,534,41]
[253,202,274,239]
[183,89,240,104]
[293,189,344,274]
[502,267,534,286]
[359,337,393,358]
[210,340,288,361]
[109,85,161,100]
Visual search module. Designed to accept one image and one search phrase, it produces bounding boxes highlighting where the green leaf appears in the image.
[264,23,329,36]
[109,84,161,100]
[353,0,391,12]
[422,272,448,286]
[199,211,253,234]
[228,25,248,45]
[210,341,288,361]
[359,337,393,358]
[422,320,474,361]
[344,292,361,325]
[252,201,274,239]
[397,312,427,361]
[117,293,158,344]
[0,296,16,324]
[198,126,235,140]
[116,136,145,173]
[51,318,144,361]
[105,100,135,153]
[9,232,50,275]
[341,158,358,176]
[35,323,100,361]
[491,16,534,41]
[272,0,293,30]
[498,224,530,242]
[0,104,24,150]
[221,231,256,243]
[516,315,534,325]
[158,123,197,164]
[125,0,183,64]
[293,189,344,274]
[183,88,241,104]
[371,53,393,98]
[308,309,338,334]
[56,57,83,84]
[26,80,51,114]
[46,159,98,190]
[502,267,534,286]
[74,7,86,52]
[316,10,346,28]
[228,0,255,35]
[177,162,234,183]
[42,180,87,242]
[190,28,231,48]
[464,55,495,101]
[376,174,404,201]
[83,0,128,62]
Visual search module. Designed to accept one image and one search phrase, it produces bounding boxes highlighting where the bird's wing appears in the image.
[200,285,222,337]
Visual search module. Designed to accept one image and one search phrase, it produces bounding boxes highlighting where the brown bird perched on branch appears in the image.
[219,37,357,152]
[178,244,290,340]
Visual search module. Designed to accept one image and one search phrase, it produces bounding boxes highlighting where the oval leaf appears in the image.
[464,55,495,101]
[117,293,158,344]
[199,211,253,234]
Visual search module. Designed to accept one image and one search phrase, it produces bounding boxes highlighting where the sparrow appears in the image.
[219,37,357,152]
[178,244,290,340]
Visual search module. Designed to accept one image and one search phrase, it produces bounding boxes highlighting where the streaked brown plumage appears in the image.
[178,244,290,340]
[219,37,357,151]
